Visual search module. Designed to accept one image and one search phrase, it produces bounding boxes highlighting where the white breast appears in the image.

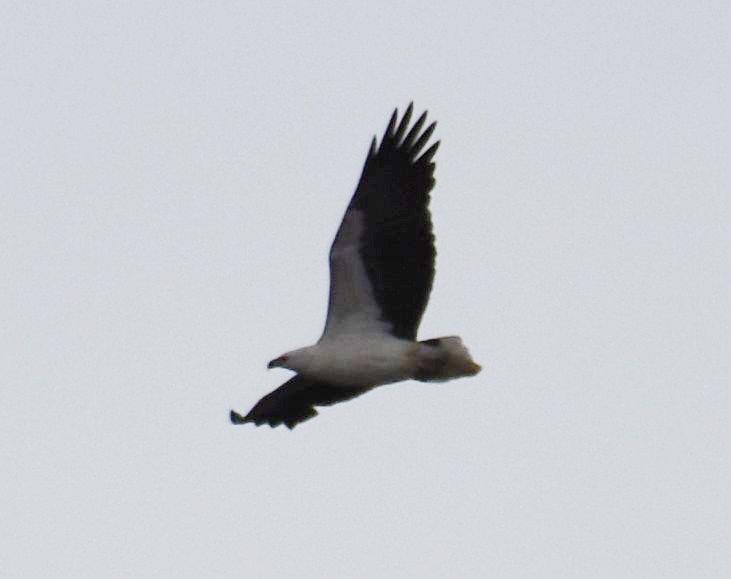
[305,334,419,387]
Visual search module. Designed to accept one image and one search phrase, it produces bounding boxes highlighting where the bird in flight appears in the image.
[231,104,481,429]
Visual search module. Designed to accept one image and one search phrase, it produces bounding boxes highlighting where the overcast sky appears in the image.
[2,1,730,577]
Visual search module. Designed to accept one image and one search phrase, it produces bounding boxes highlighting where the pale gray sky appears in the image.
[2,1,730,577]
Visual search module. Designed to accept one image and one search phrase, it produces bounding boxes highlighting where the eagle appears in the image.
[231,104,481,429]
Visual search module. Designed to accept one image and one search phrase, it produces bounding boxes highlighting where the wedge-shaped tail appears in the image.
[414,336,481,382]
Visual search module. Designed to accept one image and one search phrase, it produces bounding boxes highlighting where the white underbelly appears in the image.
[311,335,418,387]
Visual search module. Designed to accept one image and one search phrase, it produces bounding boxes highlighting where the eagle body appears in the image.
[231,104,481,429]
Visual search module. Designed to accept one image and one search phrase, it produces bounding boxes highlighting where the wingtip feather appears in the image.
[417,140,440,165]
[393,103,414,143]
[402,110,428,151]
[385,108,399,137]
[409,120,436,158]
[369,136,377,156]
[230,409,249,425]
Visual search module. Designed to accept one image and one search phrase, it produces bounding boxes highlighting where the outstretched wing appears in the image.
[230,375,372,429]
[323,104,439,341]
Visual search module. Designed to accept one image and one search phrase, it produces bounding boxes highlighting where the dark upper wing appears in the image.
[230,375,371,429]
[323,103,439,341]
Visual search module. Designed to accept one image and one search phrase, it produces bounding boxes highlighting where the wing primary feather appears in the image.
[392,102,414,143]
[417,140,440,165]
[409,121,436,159]
[402,111,428,151]
[385,108,399,138]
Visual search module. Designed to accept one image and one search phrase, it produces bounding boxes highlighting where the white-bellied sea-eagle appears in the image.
[230,104,481,429]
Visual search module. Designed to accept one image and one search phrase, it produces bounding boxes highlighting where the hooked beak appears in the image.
[267,356,286,370]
